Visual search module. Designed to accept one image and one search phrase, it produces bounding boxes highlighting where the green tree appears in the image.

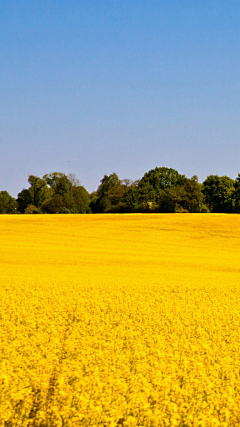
[202,175,235,213]
[28,175,51,207]
[42,172,90,213]
[97,173,123,203]
[232,173,240,213]
[0,191,17,214]
[139,167,187,191]
[90,173,127,213]
[138,167,187,211]
[181,176,204,213]
[24,204,42,214]
[158,187,184,213]
[43,172,72,196]
[17,176,51,213]
[41,194,66,213]
[121,182,140,212]
[17,189,32,213]
[72,186,91,213]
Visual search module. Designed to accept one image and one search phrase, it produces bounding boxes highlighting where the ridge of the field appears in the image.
[1,214,240,426]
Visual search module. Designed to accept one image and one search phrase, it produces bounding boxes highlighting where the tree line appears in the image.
[1,167,240,214]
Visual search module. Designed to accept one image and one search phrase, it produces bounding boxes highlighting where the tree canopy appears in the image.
[16,173,90,214]
[0,191,17,214]
[1,168,240,214]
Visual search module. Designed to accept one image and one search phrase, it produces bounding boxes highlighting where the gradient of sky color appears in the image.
[1,0,239,197]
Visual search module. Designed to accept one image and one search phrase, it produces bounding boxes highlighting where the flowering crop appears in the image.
[1,214,240,426]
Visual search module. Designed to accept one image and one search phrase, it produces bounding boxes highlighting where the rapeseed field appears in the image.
[1,214,240,426]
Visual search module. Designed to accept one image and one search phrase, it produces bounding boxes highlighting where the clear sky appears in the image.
[1,0,239,197]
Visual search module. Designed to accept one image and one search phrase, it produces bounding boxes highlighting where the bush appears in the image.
[24,204,42,214]
[175,205,189,213]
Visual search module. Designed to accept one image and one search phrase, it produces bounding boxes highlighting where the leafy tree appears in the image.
[41,172,90,213]
[72,186,91,213]
[97,173,124,205]
[158,187,184,213]
[137,167,187,210]
[90,173,127,213]
[61,193,76,211]
[41,194,66,213]
[17,176,51,213]
[232,173,240,213]
[28,175,51,207]
[98,196,112,213]
[0,191,17,214]
[121,183,140,212]
[181,176,204,213]
[202,175,235,213]
[17,189,32,213]
[24,204,42,214]
[43,172,72,196]
[137,182,158,211]
[139,167,187,191]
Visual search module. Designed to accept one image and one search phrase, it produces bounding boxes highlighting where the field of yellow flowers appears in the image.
[1,213,240,426]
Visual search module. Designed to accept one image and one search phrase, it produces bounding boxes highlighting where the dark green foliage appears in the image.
[71,186,90,213]
[0,191,17,214]
[24,204,42,214]
[157,177,203,213]
[158,187,183,213]
[16,172,90,214]
[28,175,50,207]
[41,174,91,213]
[180,176,204,213]
[90,173,128,213]
[41,194,66,213]
[232,173,240,213]
[17,176,52,213]
[97,196,112,213]
[139,167,187,191]
[5,167,240,214]
[137,167,188,212]
[121,183,140,212]
[43,172,72,196]
[202,175,235,213]
[17,189,32,213]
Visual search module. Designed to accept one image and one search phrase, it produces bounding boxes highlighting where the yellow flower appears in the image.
[1,214,240,425]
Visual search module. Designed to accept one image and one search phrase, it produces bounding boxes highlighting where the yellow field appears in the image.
[1,214,240,426]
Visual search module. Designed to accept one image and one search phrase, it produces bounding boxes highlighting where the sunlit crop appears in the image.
[1,213,240,426]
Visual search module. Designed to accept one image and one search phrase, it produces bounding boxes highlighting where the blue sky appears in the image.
[1,0,239,196]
